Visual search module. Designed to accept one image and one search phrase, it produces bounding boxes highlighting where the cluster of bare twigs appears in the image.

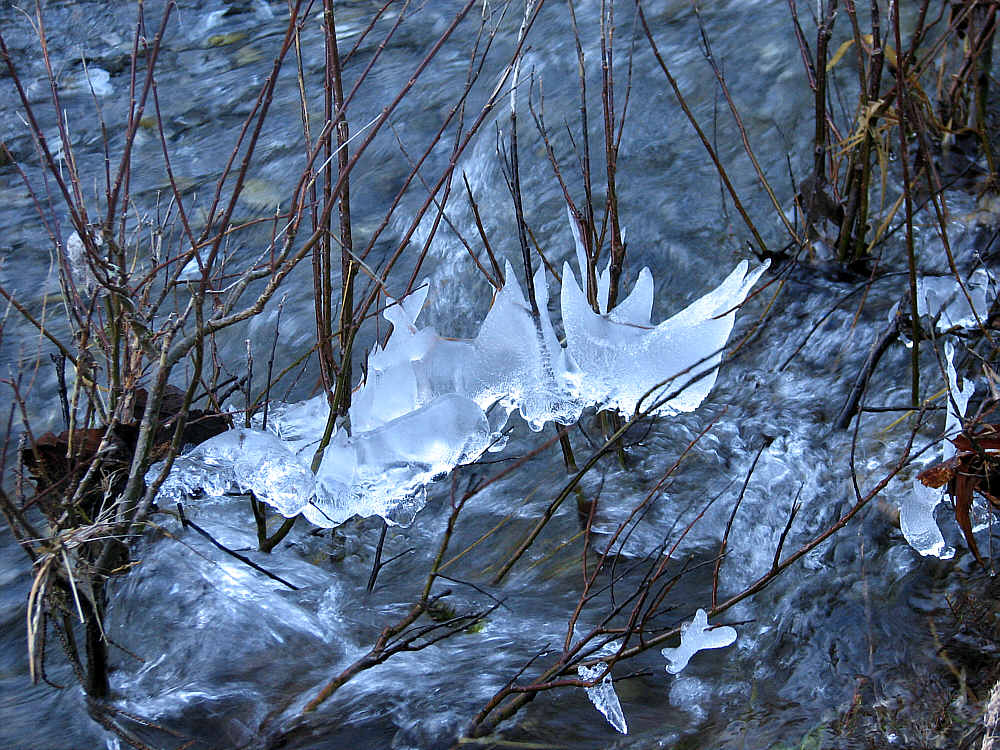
[2,0,1000,748]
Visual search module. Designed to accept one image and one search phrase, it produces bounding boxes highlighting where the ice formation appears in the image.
[154,218,767,527]
[155,428,316,517]
[916,269,993,331]
[902,478,954,559]
[577,662,628,734]
[898,342,970,559]
[562,214,768,415]
[661,608,737,674]
[943,340,975,447]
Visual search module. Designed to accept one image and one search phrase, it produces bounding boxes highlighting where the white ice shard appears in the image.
[661,608,737,675]
[944,340,974,455]
[350,284,434,432]
[577,662,628,734]
[916,269,993,331]
[468,261,581,430]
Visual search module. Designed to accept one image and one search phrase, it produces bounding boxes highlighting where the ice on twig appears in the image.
[156,223,767,527]
[901,478,955,559]
[560,254,767,416]
[350,284,434,432]
[351,263,580,434]
[63,231,96,292]
[155,428,316,518]
[898,342,970,559]
[255,394,329,456]
[317,393,491,526]
[160,393,490,528]
[916,269,993,331]
[943,340,974,455]
[661,609,737,675]
[469,261,581,430]
[577,662,628,734]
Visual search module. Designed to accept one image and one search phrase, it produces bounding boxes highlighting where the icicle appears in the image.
[577,662,628,734]
[898,341,970,559]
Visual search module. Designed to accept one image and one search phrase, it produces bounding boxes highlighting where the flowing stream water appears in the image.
[1,1,995,748]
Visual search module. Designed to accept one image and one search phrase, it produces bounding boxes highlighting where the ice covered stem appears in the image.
[897,341,970,559]
[661,608,737,675]
[901,478,955,559]
[944,340,974,452]
[154,428,316,517]
[577,662,628,734]
[156,249,767,529]
[915,269,992,331]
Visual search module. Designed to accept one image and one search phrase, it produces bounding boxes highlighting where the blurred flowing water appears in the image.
[0,1,991,748]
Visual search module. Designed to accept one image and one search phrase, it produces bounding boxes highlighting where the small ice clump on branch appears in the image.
[156,215,766,527]
[64,231,96,292]
[661,608,737,674]
[898,341,970,559]
[577,662,628,734]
